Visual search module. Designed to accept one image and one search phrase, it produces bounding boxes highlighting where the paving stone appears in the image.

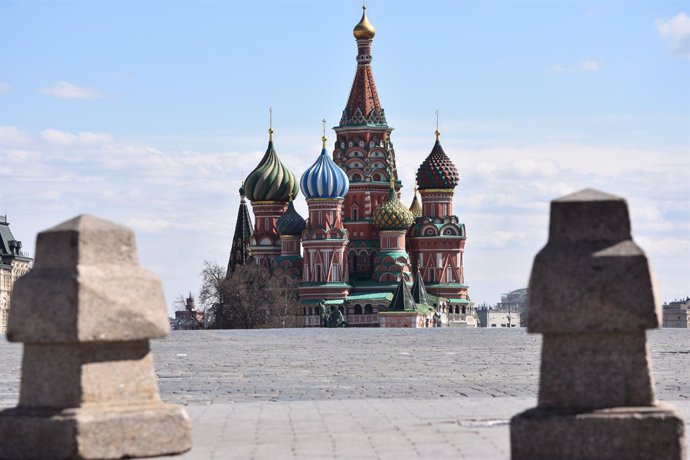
[0,328,687,458]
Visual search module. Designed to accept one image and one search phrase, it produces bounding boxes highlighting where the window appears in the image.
[446,266,454,283]
[365,304,373,314]
[354,304,363,314]
[352,173,362,182]
[352,207,359,221]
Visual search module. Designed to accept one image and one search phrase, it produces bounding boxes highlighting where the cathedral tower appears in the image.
[243,126,299,270]
[333,5,401,281]
[408,129,469,303]
[299,128,351,302]
[226,183,254,277]
[372,175,415,283]
[274,196,306,281]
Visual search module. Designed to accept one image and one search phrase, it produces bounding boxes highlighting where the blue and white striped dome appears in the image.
[300,146,349,199]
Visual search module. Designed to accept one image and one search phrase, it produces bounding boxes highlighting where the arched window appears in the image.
[354,304,363,314]
[364,304,373,314]
[352,206,359,221]
[461,306,466,314]
[372,173,381,181]
[352,173,362,182]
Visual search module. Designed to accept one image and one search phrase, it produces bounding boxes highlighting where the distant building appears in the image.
[663,299,690,328]
[497,288,527,325]
[172,294,203,330]
[477,308,520,328]
[0,215,32,333]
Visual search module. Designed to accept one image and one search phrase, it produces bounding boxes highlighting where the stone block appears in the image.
[510,189,684,460]
[511,405,685,460]
[0,214,191,459]
[0,404,191,460]
[7,215,169,343]
[527,190,660,334]
[18,341,160,408]
[538,332,655,409]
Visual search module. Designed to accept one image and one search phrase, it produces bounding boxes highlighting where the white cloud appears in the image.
[40,129,114,145]
[0,82,9,93]
[548,60,601,73]
[580,60,601,71]
[548,64,568,73]
[39,81,102,99]
[656,12,690,59]
[128,218,171,233]
[0,126,30,145]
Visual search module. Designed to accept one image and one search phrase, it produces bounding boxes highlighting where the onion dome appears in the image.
[353,5,376,40]
[416,131,459,190]
[300,133,349,200]
[276,197,306,236]
[373,177,415,231]
[409,188,422,218]
[244,129,299,202]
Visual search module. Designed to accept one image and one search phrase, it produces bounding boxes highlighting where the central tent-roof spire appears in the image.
[340,3,386,127]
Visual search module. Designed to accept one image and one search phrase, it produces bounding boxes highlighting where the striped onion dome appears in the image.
[276,199,306,236]
[416,135,459,190]
[244,132,299,202]
[300,141,349,200]
[373,180,415,231]
[409,188,422,218]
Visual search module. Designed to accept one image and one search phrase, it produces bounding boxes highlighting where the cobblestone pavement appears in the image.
[0,328,688,459]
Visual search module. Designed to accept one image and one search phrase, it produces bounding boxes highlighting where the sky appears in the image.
[1,0,688,315]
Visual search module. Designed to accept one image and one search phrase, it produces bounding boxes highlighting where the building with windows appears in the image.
[0,215,31,333]
[663,299,690,328]
[229,5,473,327]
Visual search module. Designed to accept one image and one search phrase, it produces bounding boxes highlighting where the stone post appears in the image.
[0,215,192,459]
[510,189,685,460]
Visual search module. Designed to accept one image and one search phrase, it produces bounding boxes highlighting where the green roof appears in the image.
[299,282,351,288]
[346,292,393,301]
[301,299,345,305]
[448,298,472,304]
[430,283,470,288]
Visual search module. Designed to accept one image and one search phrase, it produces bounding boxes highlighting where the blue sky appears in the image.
[1,0,688,314]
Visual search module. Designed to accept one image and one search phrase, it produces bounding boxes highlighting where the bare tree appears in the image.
[198,261,230,329]
[224,263,281,329]
[269,275,301,328]
[199,260,289,329]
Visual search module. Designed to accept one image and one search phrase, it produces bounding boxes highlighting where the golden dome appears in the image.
[373,178,415,231]
[353,5,376,40]
[409,188,422,218]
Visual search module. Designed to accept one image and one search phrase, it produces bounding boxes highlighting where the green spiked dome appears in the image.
[244,130,299,202]
[373,178,415,231]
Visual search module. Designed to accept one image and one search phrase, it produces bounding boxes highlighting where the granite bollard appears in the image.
[510,189,685,460]
[0,215,192,459]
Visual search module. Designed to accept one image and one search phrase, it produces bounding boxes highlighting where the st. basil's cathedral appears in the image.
[228,5,474,328]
